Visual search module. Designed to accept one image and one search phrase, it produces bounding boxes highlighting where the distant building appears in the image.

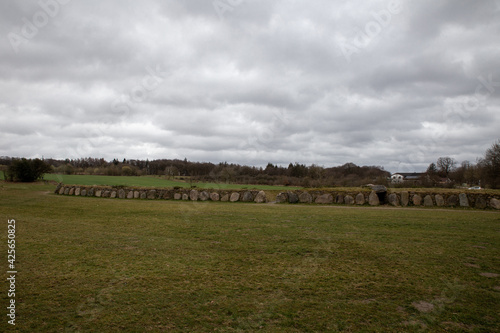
[391,172,425,185]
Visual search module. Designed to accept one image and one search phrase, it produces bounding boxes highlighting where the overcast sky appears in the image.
[1,0,499,172]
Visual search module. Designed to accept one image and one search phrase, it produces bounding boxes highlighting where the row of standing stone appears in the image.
[55,185,268,203]
[276,191,500,209]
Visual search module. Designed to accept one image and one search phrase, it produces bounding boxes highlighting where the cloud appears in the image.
[1,0,499,172]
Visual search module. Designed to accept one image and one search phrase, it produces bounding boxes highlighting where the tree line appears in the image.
[1,139,498,188]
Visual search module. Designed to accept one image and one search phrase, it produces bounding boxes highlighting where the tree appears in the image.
[481,139,500,188]
[5,158,51,182]
[426,163,438,175]
[437,157,456,177]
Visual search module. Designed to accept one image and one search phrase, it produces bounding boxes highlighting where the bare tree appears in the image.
[437,156,456,177]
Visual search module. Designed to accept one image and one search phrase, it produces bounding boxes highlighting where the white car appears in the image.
[468,186,481,190]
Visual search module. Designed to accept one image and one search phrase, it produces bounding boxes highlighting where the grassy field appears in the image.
[1,181,499,332]
[39,173,302,191]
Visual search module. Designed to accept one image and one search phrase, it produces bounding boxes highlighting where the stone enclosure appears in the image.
[54,184,500,210]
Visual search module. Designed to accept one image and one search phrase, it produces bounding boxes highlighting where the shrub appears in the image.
[5,158,52,182]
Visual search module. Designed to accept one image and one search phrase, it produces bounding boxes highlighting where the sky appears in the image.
[1,0,499,173]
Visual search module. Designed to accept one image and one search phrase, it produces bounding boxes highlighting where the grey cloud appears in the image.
[1,0,499,171]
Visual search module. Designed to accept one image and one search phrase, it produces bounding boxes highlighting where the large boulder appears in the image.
[189,190,199,201]
[230,192,240,202]
[95,190,102,197]
[118,189,126,199]
[370,185,387,193]
[75,188,81,196]
[490,198,500,210]
[447,195,458,207]
[288,192,299,204]
[254,191,267,203]
[315,193,333,204]
[335,194,344,204]
[110,191,117,198]
[388,193,399,206]
[423,195,433,207]
[81,189,87,196]
[475,197,487,209]
[355,193,365,205]
[127,191,134,199]
[210,192,220,201]
[459,193,469,207]
[242,191,254,202]
[276,192,288,203]
[401,191,409,206]
[147,190,156,199]
[199,191,210,201]
[344,195,354,205]
[174,193,182,200]
[220,194,229,202]
[368,191,380,206]
[299,192,312,203]
[435,194,445,207]
[412,194,422,206]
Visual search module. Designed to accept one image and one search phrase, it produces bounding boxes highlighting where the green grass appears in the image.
[40,173,301,191]
[1,181,499,332]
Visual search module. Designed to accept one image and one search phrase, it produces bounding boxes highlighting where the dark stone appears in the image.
[276,192,288,203]
[299,192,312,203]
[447,195,458,207]
[288,192,299,204]
[475,197,487,209]
[242,191,254,202]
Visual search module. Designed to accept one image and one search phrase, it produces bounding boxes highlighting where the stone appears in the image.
[401,191,409,206]
[69,188,74,195]
[140,192,147,199]
[355,193,365,205]
[147,190,156,199]
[134,191,140,199]
[242,191,254,202]
[182,193,189,200]
[103,191,111,198]
[475,197,487,209]
[189,190,199,201]
[95,190,102,197]
[335,194,344,204]
[81,189,87,196]
[64,187,70,195]
[55,183,63,194]
[299,192,312,203]
[110,191,117,199]
[423,195,433,207]
[344,195,354,205]
[412,194,422,206]
[315,194,333,204]
[276,192,288,203]
[88,188,94,197]
[117,189,125,199]
[220,194,229,202]
[447,195,458,207]
[75,188,81,196]
[174,193,182,200]
[459,193,469,207]
[490,198,500,210]
[435,194,444,207]
[230,192,240,202]
[59,187,65,195]
[288,192,299,204]
[388,193,399,206]
[370,185,387,193]
[199,191,210,201]
[210,192,220,201]
[254,191,267,203]
[127,191,134,199]
[368,191,380,206]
